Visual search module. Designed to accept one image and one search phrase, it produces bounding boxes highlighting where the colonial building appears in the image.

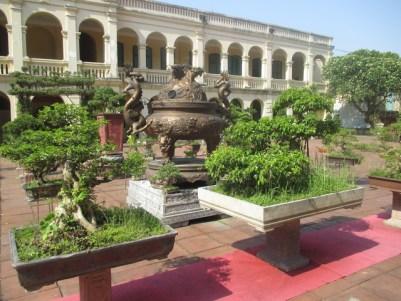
[0,0,333,126]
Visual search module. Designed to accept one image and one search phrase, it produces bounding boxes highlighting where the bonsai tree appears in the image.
[87,87,125,116]
[2,113,43,143]
[324,49,401,128]
[323,128,362,163]
[273,87,339,156]
[150,162,181,192]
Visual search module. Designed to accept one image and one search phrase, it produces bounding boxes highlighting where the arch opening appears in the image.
[205,40,221,74]
[250,99,262,120]
[231,98,243,109]
[249,46,263,78]
[146,32,167,70]
[313,55,326,82]
[272,49,287,79]
[0,92,10,142]
[26,13,63,60]
[174,36,193,66]
[117,28,139,68]
[79,19,104,63]
[228,43,243,76]
[0,10,8,56]
[31,95,63,116]
[292,52,305,81]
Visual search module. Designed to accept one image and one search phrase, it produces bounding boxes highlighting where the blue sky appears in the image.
[163,0,401,56]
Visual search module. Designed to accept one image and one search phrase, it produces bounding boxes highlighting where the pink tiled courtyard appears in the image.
[2,139,401,301]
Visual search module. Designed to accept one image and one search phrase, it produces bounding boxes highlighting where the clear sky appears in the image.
[162,0,401,56]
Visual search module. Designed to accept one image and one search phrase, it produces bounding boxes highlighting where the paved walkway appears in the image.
[1,147,401,300]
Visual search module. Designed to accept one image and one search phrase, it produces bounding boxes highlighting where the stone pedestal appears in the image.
[79,269,112,301]
[257,219,309,272]
[127,180,218,226]
[385,192,401,228]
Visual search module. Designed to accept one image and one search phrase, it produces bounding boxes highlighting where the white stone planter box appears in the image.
[198,186,364,272]
[198,186,364,232]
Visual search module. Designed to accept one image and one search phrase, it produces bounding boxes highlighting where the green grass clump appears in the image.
[213,165,356,206]
[15,208,168,262]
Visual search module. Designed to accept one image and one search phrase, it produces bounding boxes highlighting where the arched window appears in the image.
[231,98,243,109]
[249,46,263,78]
[146,32,167,70]
[250,100,262,120]
[79,19,104,63]
[26,13,63,60]
[174,36,193,65]
[0,11,8,56]
[272,49,287,79]
[292,52,305,81]
[31,96,63,116]
[208,53,221,74]
[205,40,221,74]
[228,43,243,76]
[313,55,326,82]
[117,28,139,68]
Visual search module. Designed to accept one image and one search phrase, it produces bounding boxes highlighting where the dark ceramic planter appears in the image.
[10,226,177,291]
[368,176,401,193]
[97,113,124,152]
[23,182,62,201]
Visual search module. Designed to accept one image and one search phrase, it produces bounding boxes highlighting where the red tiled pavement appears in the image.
[2,137,401,300]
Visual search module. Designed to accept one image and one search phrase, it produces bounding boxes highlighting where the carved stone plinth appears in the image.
[127,180,218,226]
[79,269,112,301]
[257,220,309,272]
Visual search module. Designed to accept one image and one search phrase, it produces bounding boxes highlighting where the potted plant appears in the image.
[122,151,146,180]
[198,113,364,272]
[369,147,401,228]
[88,87,126,153]
[8,105,177,296]
[150,162,181,193]
[324,128,362,166]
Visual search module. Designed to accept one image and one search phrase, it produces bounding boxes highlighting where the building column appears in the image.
[303,62,309,83]
[263,44,273,89]
[21,26,27,59]
[194,33,204,68]
[76,32,81,62]
[286,61,293,81]
[138,44,146,69]
[61,30,68,62]
[65,5,78,73]
[107,11,118,78]
[166,46,175,69]
[103,34,110,65]
[6,25,13,59]
[192,50,198,67]
[242,55,249,77]
[221,52,228,72]
[308,54,314,83]
[9,1,24,71]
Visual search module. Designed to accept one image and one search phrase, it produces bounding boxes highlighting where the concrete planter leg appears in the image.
[79,269,112,301]
[257,219,309,272]
[385,192,401,228]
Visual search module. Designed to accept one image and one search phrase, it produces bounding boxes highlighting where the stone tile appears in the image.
[325,286,382,301]
[361,274,401,300]
[175,225,204,240]
[208,228,250,245]
[289,291,321,301]
[195,245,236,258]
[345,266,383,284]
[193,220,232,233]
[111,261,165,285]
[1,275,57,300]
[12,287,61,301]
[313,278,356,299]
[372,255,401,272]
[389,265,401,280]
[179,234,223,254]
[1,260,17,278]
[57,277,79,297]
[219,217,247,227]
[167,243,190,259]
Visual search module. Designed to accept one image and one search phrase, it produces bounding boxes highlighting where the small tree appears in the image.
[324,49,401,128]
[273,87,339,155]
[87,87,125,115]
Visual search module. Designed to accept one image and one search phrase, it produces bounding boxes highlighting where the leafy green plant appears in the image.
[324,128,362,162]
[122,152,146,179]
[2,114,43,143]
[184,149,195,158]
[206,145,310,196]
[150,162,181,188]
[374,120,401,142]
[87,87,125,115]
[324,49,401,128]
[370,147,401,180]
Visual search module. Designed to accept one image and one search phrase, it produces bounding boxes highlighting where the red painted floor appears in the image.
[56,212,401,301]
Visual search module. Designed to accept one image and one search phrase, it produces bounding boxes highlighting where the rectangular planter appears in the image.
[198,186,364,272]
[368,176,401,193]
[10,226,177,291]
[198,186,364,232]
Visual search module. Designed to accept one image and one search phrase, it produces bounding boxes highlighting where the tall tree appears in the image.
[324,49,401,128]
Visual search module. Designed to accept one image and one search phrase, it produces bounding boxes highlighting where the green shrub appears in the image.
[151,162,181,187]
[206,145,310,195]
[2,114,43,143]
[375,121,401,142]
[371,147,401,179]
[38,103,90,129]
[87,87,125,115]
[122,152,146,178]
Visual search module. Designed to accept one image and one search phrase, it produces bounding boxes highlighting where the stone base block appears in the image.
[127,180,218,226]
[79,269,111,301]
